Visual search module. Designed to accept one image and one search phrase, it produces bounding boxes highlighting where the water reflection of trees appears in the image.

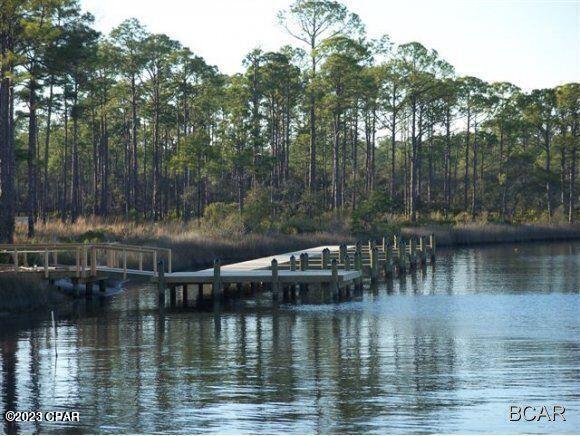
[0,242,578,433]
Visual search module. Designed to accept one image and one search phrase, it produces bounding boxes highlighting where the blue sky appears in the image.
[81,0,579,90]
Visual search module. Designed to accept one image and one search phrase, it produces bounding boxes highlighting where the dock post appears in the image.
[393,235,399,251]
[170,285,177,307]
[355,240,362,254]
[419,236,427,266]
[71,278,80,298]
[122,249,127,279]
[331,259,339,301]
[157,260,166,306]
[197,284,204,305]
[271,259,280,302]
[409,238,417,270]
[90,246,97,277]
[289,255,297,301]
[85,281,93,299]
[370,246,378,282]
[339,244,347,263]
[321,248,330,269]
[429,233,436,262]
[354,249,363,294]
[382,236,387,252]
[399,240,407,275]
[212,259,223,302]
[299,254,307,299]
[344,254,352,299]
[44,249,49,279]
[82,245,88,278]
[385,243,393,277]
[354,250,362,272]
[183,284,189,306]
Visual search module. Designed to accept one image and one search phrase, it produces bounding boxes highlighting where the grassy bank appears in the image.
[403,223,580,247]
[0,274,68,315]
[17,218,352,271]
[14,218,580,271]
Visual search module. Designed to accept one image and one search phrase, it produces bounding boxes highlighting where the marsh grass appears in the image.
[16,217,352,271]
[13,217,580,271]
[405,222,580,246]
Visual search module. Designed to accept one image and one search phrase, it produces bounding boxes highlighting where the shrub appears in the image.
[242,186,273,232]
[200,202,245,237]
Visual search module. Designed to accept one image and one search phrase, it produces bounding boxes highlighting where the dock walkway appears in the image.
[1,234,436,307]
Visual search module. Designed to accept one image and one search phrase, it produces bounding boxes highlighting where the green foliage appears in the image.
[200,202,245,237]
[241,186,274,232]
[2,0,578,248]
[351,190,395,235]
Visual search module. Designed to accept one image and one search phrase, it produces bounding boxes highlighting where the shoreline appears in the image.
[2,222,579,316]
[402,223,580,248]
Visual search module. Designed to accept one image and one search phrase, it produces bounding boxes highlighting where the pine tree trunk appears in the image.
[42,80,53,224]
[0,27,15,243]
[27,77,38,237]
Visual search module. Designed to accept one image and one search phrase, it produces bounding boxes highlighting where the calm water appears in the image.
[1,242,579,434]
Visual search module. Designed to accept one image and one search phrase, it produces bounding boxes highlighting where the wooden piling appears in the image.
[157,260,166,305]
[331,259,338,301]
[398,240,407,275]
[409,238,417,269]
[170,285,177,306]
[212,259,223,301]
[321,248,330,269]
[339,244,347,263]
[370,246,379,282]
[290,255,296,271]
[271,258,280,301]
[183,284,189,305]
[44,249,49,279]
[354,250,362,272]
[86,281,93,299]
[384,243,393,277]
[429,233,436,262]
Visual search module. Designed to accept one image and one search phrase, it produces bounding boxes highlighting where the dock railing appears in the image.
[0,243,172,279]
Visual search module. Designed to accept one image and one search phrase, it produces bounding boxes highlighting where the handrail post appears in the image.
[212,259,222,301]
[168,250,172,273]
[157,260,166,306]
[75,247,80,278]
[91,246,97,277]
[153,251,158,276]
[123,249,127,279]
[331,258,338,301]
[44,249,49,279]
[429,233,436,262]
[321,248,330,270]
[370,246,378,282]
[339,244,347,263]
[271,258,279,301]
[82,245,88,277]
[13,248,18,271]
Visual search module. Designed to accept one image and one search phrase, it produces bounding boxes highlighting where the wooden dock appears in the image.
[0,234,436,307]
